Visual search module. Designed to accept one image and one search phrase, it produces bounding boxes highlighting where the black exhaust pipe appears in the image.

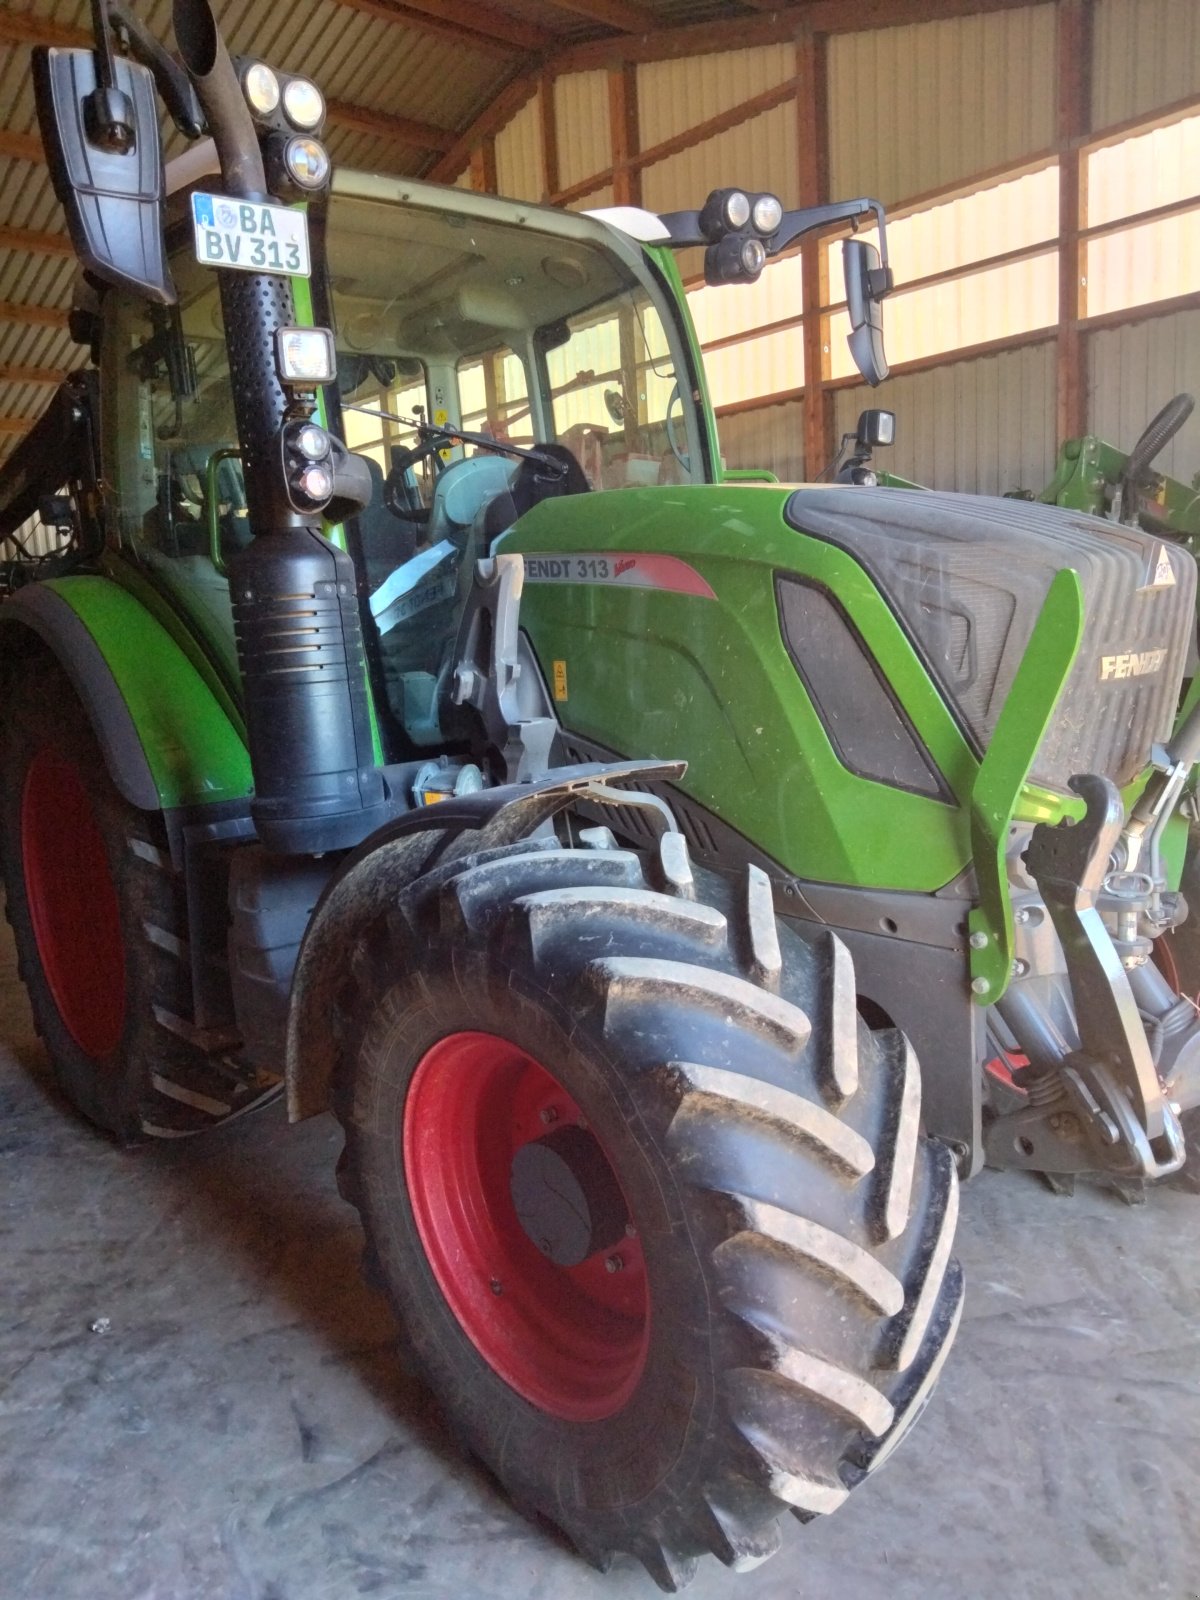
[173,0,390,854]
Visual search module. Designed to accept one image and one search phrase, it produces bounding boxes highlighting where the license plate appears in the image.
[191,192,310,277]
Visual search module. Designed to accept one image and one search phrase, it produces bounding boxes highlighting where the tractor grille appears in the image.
[784,488,1197,791]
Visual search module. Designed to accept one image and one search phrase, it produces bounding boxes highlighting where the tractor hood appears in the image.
[784,486,1197,793]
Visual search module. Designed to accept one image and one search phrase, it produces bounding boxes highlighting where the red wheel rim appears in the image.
[403,1031,650,1422]
[21,747,126,1058]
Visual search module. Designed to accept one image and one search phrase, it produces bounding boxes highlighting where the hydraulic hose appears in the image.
[1120,392,1194,507]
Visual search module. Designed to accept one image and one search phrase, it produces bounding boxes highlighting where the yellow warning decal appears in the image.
[553,659,568,702]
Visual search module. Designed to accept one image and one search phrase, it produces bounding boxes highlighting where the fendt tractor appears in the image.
[0,0,1196,1586]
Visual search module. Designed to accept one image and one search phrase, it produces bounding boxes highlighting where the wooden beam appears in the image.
[797,30,832,480]
[0,130,44,165]
[469,137,498,194]
[325,97,453,153]
[0,226,71,257]
[0,302,69,330]
[328,0,549,55]
[1056,0,1092,443]
[426,72,541,185]
[0,417,32,436]
[0,363,68,386]
[0,12,88,49]
[546,0,659,32]
[609,62,640,207]
[538,74,560,200]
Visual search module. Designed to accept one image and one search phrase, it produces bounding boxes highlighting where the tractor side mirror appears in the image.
[32,47,174,304]
[843,238,892,387]
[856,408,895,449]
[325,442,375,526]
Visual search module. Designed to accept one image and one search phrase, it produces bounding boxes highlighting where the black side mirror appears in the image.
[33,47,174,303]
[856,408,895,449]
[843,238,892,387]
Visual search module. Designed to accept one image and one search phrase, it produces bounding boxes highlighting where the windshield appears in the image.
[108,188,696,759]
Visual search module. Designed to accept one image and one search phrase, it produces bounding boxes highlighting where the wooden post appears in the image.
[797,28,832,479]
[539,73,560,201]
[609,61,641,206]
[469,137,498,194]
[1056,0,1092,442]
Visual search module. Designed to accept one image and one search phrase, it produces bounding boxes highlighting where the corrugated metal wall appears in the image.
[832,341,1059,495]
[827,5,1057,202]
[554,70,612,192]
[1091,0,1200,129]
[1089,309,1200,481]
[717,399,806,483]
[495,94,544,201]
[638,45,798,214]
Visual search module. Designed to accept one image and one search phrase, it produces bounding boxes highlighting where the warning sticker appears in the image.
[522,553,716,600]
[552,659,568,701]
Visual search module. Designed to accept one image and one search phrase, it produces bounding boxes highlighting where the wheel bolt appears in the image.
[604,1255,624,1273]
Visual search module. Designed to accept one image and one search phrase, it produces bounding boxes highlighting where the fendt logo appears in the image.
[1100,648,1168,682]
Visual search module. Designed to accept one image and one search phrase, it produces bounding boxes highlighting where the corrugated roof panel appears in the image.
[555,70,610,192]
[636,43,794,148]
[1092,0,1200,130]
[1088,308,1200,481]
[828,5,1056,205]
[640,99,798,215]
[832,339,1057,495]
[496,92,544,202]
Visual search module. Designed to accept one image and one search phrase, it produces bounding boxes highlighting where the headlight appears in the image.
[243,62,280,117]
[723,190,751,229]
[275,326,336,386]
[740,237,766,275]
[284,136,330,189]
[298,462,333,502]
[295,423,330,460]
[751,193,783,235]
[283,77,325,131]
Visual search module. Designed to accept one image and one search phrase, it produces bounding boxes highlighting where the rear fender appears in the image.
[285,758,685,1121]
[0,577,252,811]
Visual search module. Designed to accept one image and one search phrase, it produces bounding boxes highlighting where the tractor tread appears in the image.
[589,956,813,1056]
[871,1030,921,1242]
[515,885,726,945]
[715,1199,905,1316]
[743,865,782,989]
[666,1059,874,1178]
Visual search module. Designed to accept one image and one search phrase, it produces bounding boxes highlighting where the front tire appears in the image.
[333,833,962,1588]
[0,652,275,1140]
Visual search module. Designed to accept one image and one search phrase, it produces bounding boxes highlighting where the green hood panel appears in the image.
[502,485,978,892]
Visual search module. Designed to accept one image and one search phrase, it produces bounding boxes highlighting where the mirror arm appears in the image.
[771,198,889,268]
[108,1,205,137]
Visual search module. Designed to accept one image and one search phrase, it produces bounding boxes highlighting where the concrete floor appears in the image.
[2,919,1200,1600]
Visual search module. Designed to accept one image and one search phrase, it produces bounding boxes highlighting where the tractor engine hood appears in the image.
[784,486,1197,794]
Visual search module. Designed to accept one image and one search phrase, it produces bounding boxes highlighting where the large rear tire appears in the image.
[0,653,273,1141]
[333,832,963,1588]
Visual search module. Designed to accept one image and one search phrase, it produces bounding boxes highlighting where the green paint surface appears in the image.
[505,484,982,892]
[43,576,253,807]
[966,569,1084,1002]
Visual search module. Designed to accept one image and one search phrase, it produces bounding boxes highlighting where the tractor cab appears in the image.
[99,159,886,771]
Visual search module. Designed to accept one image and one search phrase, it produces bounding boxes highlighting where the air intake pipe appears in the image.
[173,0,389,853]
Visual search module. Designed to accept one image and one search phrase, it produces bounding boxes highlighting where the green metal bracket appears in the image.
[723,467,780,484]
[967,567,1085,1004]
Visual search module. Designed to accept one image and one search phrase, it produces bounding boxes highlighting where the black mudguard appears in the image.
[284,759,685,1120]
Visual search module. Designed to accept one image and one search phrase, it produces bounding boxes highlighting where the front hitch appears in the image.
[986,773,1185,1180]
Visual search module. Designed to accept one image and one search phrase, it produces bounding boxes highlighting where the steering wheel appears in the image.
[383,436,442,522]
[665,381,690,472]
[1117,393,1195,526]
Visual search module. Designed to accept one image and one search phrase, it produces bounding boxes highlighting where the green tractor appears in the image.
[0,0,1191,1585]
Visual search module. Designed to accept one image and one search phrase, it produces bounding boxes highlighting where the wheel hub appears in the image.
[509,1124,629,1267]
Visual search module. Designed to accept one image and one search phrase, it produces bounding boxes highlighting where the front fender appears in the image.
[285,758,685,1121]
[0,578,252,810]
